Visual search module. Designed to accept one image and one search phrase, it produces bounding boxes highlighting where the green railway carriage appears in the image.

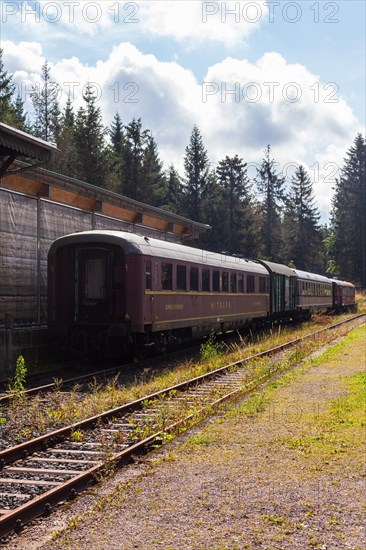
[257,260,297,317]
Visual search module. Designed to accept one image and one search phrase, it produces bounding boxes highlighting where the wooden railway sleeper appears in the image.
[0,478,62,487]
[4,467,82,476]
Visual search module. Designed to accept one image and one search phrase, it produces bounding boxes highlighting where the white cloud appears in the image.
[2,41,364,221]
[2,1,266,45]
[139,1,268,46]
[1,0,115,37]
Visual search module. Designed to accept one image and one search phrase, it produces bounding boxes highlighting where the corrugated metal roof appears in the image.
[293,269,332,284]
[333,279,355,288]
[0,123,58,162]
[258,260,296,277]
[50,230,269,274]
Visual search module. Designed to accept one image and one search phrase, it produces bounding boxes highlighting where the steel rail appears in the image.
[0,345,201,406]
[0,313,359,406]
[2,313,363,466]
[0,313,364,539]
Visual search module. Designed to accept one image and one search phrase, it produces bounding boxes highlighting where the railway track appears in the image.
[0,313,364,540]
[0,346,201,407]
[0,313,356,406]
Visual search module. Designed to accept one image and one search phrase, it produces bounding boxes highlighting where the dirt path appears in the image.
[5,326,366,549]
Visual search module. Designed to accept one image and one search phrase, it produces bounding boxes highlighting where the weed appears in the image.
[53,377,63,392]
[233,392,267,417]
[152,432,174,448]
[186,433,214,446]
[200,333,225,362]
[10,355,27,397]
[0,406,6,425]
[262,514,286,526]
[71,429,84,442]
[98,436,117,479]
[87,377,101,394]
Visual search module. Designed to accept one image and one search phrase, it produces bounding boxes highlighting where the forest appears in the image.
[1,51,365,288]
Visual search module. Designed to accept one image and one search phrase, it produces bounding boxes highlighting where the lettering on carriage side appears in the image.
[211,301,231,311]
[165,304,184,311]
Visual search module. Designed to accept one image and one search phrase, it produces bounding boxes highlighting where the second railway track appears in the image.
[0,313,365,540]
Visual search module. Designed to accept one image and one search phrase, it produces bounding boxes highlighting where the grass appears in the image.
[355,290,366,313]
[1,314,363,445]
[43,323,366,550]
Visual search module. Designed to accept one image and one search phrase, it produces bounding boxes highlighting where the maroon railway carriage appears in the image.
[293,269,333,316]
[332,279,356,310]
[48,230,270,356]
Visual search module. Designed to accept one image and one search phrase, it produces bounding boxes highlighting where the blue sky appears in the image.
[2,1,365,221]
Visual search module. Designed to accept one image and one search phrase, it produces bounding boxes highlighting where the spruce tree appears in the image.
[0,49,28,130]
[183,125,209,221]
[0,48,15,124]
[74,83,107,187]
[216,155,257,256]
[199,169,225,252]
[12,93,30,131]
[141,135,166,206]
[53,96,78,176]
[162,164,183,212]
[110,112,124,156]
[122,117,149,200]
[255,145,285,262]
[328,134,366,286]
[31,61,60,142]
[284,165,323,271]
[107,112,125,193]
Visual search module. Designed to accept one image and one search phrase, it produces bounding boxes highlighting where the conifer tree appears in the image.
[328,134,366,286]
[0,48,15,124]
[74,83,107,187]
[122,117,149,200]
[53,96,77,176]
[12,93,30,131]
[284,165,323,271]
[255,145,285,262]
[0,49,28,130]
[31,61,60,142]
[198,169,225,251]
[183,125,209,221]
[110,112,124,156]
[142,135,166,206]
[107,112,125,192]
[216,155,257,256]
[161,164,183,212]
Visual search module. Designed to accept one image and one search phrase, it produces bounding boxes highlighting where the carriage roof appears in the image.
[50,230,269,274]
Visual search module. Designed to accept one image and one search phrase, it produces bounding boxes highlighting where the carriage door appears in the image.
[76,248,111,321]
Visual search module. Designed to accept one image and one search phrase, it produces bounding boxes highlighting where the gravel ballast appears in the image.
[4,325,365,549]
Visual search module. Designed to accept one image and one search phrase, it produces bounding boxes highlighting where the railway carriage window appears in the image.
[202,269,210,292]
[259,276,266,294]
[247,275,255,293]
[213,270,220,292]
[238,274,244,293]
[84,257,106,299]
[190,267,199,291]
[177,265,187,291]
[145,260,152,290]
[161,263,173,290]
[222,272,229,292]
[230,273,237,293]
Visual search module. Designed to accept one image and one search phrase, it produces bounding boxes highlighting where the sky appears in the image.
[2,0,365,223]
